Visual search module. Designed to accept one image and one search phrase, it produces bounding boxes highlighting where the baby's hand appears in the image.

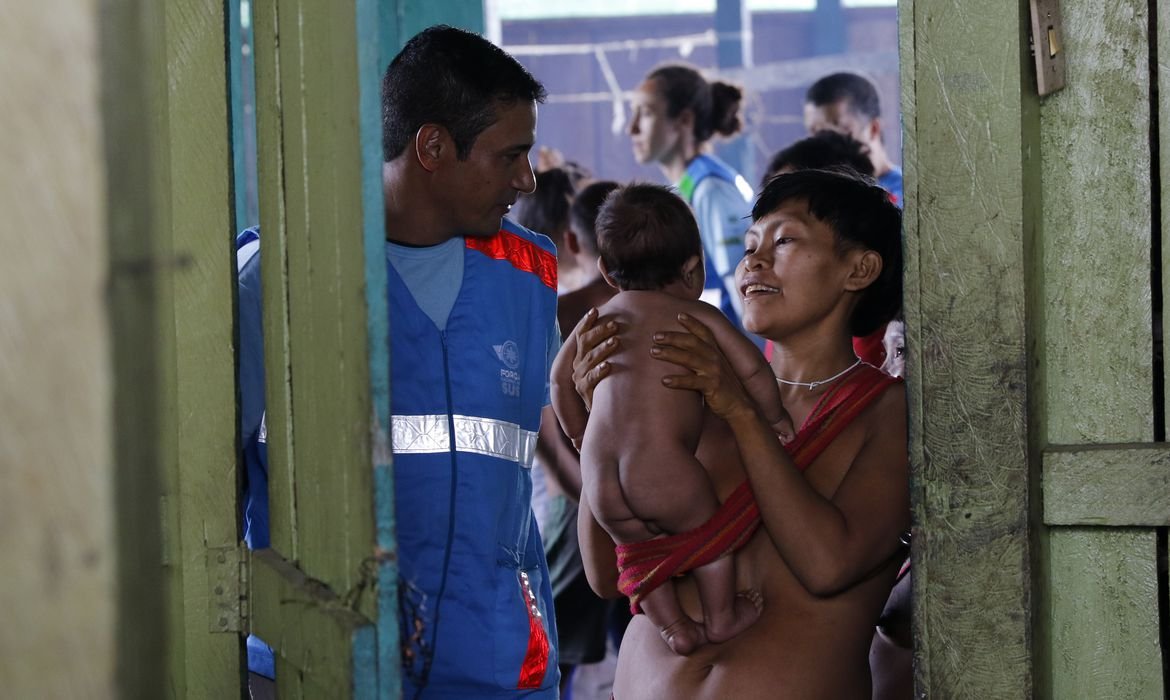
[771,409,796,444]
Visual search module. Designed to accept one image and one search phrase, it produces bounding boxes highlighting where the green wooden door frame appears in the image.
[100,0,169,694]
[249,0,386,696]
[143,0,246,695]
[905,0,1169,696]
[900,0,1036,694]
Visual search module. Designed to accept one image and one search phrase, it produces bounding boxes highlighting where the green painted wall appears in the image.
[907,0,1168,695]
[149,0,243,696]
[1033,1,1163,696]
[901,0,1037,694]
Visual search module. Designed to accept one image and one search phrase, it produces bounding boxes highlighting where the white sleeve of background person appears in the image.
[693,176,752,317]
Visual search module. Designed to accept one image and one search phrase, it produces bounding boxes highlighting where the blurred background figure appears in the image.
[627,62,755,339]
[512,167,588,292]
[761,129,874,185]
[880,317,905,379]
[532,179,624,699]
[804,71,902,206]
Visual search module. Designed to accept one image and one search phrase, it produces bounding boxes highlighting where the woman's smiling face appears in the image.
[736,200,859,339]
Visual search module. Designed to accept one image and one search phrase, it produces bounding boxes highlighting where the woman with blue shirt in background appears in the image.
[627,63,755,335]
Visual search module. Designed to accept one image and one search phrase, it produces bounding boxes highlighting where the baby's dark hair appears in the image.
[570,180,621,256]
[762,130,874,187]
[753,170,902,337]
[596,183,702,291]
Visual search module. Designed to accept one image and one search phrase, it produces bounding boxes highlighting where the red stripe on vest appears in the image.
[467,230,558,290]
[516,573,550,689]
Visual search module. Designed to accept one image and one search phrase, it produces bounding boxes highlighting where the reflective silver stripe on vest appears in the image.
[391,414,538,468]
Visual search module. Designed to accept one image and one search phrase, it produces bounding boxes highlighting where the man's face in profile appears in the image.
[441,100,539,237]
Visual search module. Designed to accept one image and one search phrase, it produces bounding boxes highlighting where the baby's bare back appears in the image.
[580,292,722,542]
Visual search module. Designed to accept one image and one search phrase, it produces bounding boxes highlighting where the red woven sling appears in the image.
[615,364,901,612]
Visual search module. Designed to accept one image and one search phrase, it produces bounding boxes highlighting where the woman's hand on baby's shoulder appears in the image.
[571,308,620,411]
[651,313,755,421]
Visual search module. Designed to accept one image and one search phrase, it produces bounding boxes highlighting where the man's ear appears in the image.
[866,117,883,144]
[844,250,882,291]
[597,257,620,290]
[414,124,448,173]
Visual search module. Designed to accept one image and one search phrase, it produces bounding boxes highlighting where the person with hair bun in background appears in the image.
[627,63,757,341]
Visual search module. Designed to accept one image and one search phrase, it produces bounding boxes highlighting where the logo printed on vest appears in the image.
[494,340,521,397]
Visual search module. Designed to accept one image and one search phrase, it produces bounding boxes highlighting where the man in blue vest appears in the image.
[239,25,561,698]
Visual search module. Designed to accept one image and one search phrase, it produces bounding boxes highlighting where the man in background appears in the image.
[804,72,903,206]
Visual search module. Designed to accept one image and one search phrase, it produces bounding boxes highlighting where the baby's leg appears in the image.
[638,583,706,656]
[690,556,763,644]
[618,442,718,537]
[620,442,762,647]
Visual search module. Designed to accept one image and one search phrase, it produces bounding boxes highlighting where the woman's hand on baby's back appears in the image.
[571,308,620,411]
[651,313,756,421]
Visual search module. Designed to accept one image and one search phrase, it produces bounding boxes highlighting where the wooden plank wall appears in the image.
[907,0,1170,695]
[148,0,244,696]
[252,0,374,603]
[0,2,122,696]
[901,0,1037,694]
[1034,1,1163,697]
[251,2,377,691]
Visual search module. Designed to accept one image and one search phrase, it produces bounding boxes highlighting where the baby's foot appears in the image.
[659,616,707,656]
[707,589,764,644]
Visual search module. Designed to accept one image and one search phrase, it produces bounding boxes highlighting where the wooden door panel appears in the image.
[249,0,381,695]
[154,0,244,695]
[900,0,1034,693]
[1037,0,1154,447]
[1032,1,1164,696]
[1046,529,1163,699]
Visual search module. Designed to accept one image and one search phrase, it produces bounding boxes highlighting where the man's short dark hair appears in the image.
[762,130,875,186]
[753,170,901,337]
[382,25,547,162]
[805,72,882,121]
[511,168,575,236]
[570,180,621,256]
[597,184,702,291]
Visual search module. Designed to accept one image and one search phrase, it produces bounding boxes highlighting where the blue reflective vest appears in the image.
[676,154,752,328]
[391,219,560,697]
[236,221,560,696]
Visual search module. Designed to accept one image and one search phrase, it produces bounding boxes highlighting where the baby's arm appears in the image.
[701,309,794,441]
[550,331,589,449]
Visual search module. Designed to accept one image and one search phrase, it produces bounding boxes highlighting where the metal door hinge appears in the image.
[207,543,249,633]
[1029,0,1066,96]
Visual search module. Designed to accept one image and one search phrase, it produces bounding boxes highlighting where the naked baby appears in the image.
[551,183,794,655]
